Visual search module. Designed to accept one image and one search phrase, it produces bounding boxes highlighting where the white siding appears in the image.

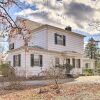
[7,50,26,76]
[7,49,67,77]
[28,28,47,48]
[9,34,24,49]
[47,29,84,54]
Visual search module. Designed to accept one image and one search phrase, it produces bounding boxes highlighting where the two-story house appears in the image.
[7,17,95,77]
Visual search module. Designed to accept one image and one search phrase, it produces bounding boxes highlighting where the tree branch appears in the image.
[0,5,18,28]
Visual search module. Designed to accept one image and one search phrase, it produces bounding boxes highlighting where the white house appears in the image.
[7,17,95,77]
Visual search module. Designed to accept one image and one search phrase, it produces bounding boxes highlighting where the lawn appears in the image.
[0,83,100,100]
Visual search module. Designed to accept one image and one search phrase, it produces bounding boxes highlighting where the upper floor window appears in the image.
[31,54,43,67]
[9,43,14,50]
[13,54,21,67]
[55,33,66,46]
[57,0,62,2]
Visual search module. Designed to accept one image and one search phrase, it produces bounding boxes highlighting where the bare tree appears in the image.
[0,0,31,46]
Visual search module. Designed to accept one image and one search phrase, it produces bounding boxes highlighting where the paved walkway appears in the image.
[0,76,100,88]
[74,76,100,83]
[0,78,74,88]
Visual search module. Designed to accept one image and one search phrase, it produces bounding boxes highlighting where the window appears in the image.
[13,54,21,67]
[55,33,66,46]
[85,63,90,68]
[57,0,62,1]
[72,58,75,67]
[76,59,80,68]
[9,43,14,50]
[55,58,60,66]
[66,59,70,64]
[31,54,43,67]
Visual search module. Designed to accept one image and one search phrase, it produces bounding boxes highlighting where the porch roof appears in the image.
[8,46,83,58]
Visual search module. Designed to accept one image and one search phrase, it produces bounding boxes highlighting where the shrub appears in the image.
[82,68,93,76]
[0,63,15,77]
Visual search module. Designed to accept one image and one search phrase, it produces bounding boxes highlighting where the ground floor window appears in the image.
[66,59,70,64]
[55,58,60,66]
[13,54,21,67]
[76,59,81,68]
[72,58,75,67]
[85,63,90,68]
[31,54,43,67]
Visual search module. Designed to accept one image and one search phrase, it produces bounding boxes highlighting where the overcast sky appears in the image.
[14,0,100,35]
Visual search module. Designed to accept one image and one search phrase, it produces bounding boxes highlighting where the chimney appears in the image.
[65,26,72,31]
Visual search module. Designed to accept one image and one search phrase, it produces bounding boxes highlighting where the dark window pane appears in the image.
[9,43,14,50]
[31,54,34,67]
[13,55,15,67]
[72,58,75,67]
[18,54,21,66]
[55,33,57,44]
[54,33,66,46]
[13,54,21,67]
[30,54,43,67]
[66,59,70,64]
[78,59,80,68]
[63,35,66,46]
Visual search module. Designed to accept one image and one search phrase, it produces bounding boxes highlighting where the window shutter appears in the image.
[13,55,15,67]
[40,55,43,67]
[31,54,34,67]
[18,54,21,66]
[9,44,11,50]
[55,33,57,44]
[12,43,14,49]
[78,59,80,68]
[63,35,66,46]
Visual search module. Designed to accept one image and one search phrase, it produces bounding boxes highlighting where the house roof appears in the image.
[16,17,43,31]
[10,17,85,37]
[38,24,85,37]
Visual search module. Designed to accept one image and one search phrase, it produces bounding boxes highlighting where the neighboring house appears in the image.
[7,17,95,77]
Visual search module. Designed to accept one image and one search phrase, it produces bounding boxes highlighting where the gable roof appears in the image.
[30,24,85,37]
[16,17,43,31]
[10,17,85,37]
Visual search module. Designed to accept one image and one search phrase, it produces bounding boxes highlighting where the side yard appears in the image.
[0,76,100,100]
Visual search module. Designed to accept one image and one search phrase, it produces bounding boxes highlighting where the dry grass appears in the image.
[0,83,100,100]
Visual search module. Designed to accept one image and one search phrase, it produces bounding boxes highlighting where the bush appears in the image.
[82,68,93,76]
[0,63,15,77]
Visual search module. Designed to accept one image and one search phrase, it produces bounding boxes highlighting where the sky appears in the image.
[14,0,100,35]
[0,0,100,52]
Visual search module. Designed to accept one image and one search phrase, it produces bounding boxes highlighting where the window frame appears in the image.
[31,54,43,67]
[9,43,14,50]
[55,33,66,46]
[13,54,21,67]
